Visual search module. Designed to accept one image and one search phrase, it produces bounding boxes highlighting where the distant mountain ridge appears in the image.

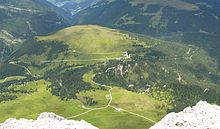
[0,0,72,63]
[71,0,220,61]
[0,1,220,129]
[72,0,220,37]
[0,0,71,37]
[47,0,99,15]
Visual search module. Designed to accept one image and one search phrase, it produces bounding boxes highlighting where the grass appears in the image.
[0,79,86,122]
[38,25,134,56]
[152,42,220,91]
[77,89,109,108]
[75,87,167,129]
[82,71,167,121]
[0,72,167,129]
[129,0,199,11]
[75,107,155,129]
[5,24,217,128]
[79,71,109,107]
[82,71,95,84]
[16,25,155,76]
[111,87,167,121]
[0,76,26,83]
[74,71,167,128]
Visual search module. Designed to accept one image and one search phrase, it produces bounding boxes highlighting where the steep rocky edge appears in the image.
[150,101,220,129]
[0,112,98,129]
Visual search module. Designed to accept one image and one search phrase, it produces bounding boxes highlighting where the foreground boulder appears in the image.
[0,112,98,129]
[150,101,220,129]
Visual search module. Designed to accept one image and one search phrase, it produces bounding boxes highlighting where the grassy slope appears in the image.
[12,25,138,76]
[38,25,134,54]
[0,78,166,129]
[71,0,220,62]
[0,0,70,37]
[2,25,218,128]
[75,87,166,129]
[2,25,139,79]
[75,71,167,129]
[0,25,167,128]
[0,80,86,122]
[0,76,26,83]
[129,0,199,11]
[111,87,166,121]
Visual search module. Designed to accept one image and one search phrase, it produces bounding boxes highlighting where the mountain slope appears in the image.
[47,0,99,15]
[38,25,134,54]
[0,25,168,129]
[1,25,220,129]
[72,0,220,60]
[3,25,136,78]
[0,0,73,63]
[0,0,71,37]
[5,25,220,111]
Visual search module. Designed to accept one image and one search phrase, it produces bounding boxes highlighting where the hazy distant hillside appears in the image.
[0,0,71,37]
[47,0,99,15]
[72,0,220,60]
[1,1,220,129]
[0,0,73,63]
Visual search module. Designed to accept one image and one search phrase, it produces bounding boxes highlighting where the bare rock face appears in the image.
[150,101,220,129]
[0,112,98,129]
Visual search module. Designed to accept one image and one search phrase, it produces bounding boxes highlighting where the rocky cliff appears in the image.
[0,112,98,129]
[150,101,220,129]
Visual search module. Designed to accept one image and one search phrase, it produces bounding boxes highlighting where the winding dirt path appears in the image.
[9,61,38,78]
[8,56,155,123]
[67,72,156,124]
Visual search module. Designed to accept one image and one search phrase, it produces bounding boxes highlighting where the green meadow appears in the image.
[0,78,167,129]
[1,25,219,129]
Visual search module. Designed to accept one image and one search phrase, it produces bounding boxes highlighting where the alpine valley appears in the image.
[0,0,220,129]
